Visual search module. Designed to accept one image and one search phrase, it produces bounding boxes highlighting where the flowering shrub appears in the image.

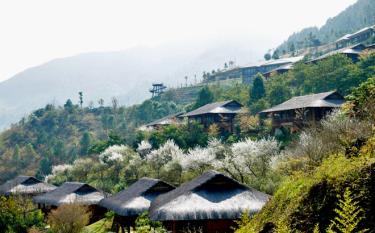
[217,138,279,183]
[99,145,137,164]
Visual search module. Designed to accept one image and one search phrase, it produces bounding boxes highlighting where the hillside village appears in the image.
[0,4,375,233]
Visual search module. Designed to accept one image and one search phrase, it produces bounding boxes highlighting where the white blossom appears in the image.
[137,140,152,157]
[181,147,216,170]
[146,140,184,173]
[45,164,73,182]
[217,137,279,181]
[99,145,135,164]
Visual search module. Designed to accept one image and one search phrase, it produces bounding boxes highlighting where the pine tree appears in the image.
[194,86,214,109]
[80,132,91,156]
[327,188,368,233]
[249,73,266,103]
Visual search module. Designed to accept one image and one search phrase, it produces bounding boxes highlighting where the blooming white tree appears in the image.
[99,145,137,164]
[146,140,184,178]
[217,137,279,183]
[180,139,226,173]
[136,140,152,158]
[181,147,216,172]
[45,164,73,182]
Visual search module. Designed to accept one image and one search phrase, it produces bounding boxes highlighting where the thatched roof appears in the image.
[145,112,184,127]
[182,100,243,117]
[149,170,270,221]
[99,177,175,217]
[261,91,345,113]
[0,176,56,196]
[33,182,105,206]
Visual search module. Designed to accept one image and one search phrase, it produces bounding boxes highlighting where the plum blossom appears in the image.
[99,145,135,164]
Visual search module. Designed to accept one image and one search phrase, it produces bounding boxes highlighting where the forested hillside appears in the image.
[0,98,181,183]
[276,0,375,54]
[0,51,373,189]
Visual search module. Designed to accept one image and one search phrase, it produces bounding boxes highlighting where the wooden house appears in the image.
[208,56,303,84]
[335,25,375,49]
[308,44,366,64]
[33,182,107,223]
[260,91,345,131]
[263,63,294,79]
[0,176,56,197]
[149,170,270,233]
[182,100,243,134]
[99,177,175,233]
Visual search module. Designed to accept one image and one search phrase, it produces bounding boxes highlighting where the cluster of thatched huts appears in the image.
[0,171,270,233]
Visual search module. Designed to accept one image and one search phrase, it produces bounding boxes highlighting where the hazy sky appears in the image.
[0,0,356,82]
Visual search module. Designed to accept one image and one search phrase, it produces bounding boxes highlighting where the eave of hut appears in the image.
[99,177,175,217]
[33,182,105,206]
[149,170,270,221]
[0,176,56,196]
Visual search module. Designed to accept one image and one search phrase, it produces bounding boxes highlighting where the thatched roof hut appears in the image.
[99,177,175,232]
[149,170,270,233]
[33,182,105,206]
[0,176,56,196]
[33,182,107,223]
[100,177,175,216]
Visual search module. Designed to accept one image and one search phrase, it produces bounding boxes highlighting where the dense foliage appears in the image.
[0,99,181,183]
[236,70,375,232]
[0,196,44,233]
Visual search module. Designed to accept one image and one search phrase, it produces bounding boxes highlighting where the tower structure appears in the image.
[150,83,167,98]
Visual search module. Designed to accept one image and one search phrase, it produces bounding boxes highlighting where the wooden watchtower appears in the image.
[150,83,167,98]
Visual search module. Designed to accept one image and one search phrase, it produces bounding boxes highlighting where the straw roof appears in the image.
[99,177,175,217]
[182,100,243,117]
[0,176,56,196]
[33,182,105,206]
[261,91,344,113]
[149,170,270,221]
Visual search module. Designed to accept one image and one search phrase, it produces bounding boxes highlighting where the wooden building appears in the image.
[335,25,375,49]
[140,112,184,131]
[182,100,243,134]
[207,56,303,84]
[33,182,107,223]
[99,177,175,233]
[263,63,293,79]
[0,175,56,197]
[149,170,270,233]
[308,44,366,64]
[260,91,345,131]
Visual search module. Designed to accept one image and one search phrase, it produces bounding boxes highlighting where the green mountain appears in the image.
[277,0,375,54]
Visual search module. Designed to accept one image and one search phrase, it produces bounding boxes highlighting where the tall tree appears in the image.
[249,73,266,103]
[78,92,83,108]
[194,86,214,109]
[80,132,91,156]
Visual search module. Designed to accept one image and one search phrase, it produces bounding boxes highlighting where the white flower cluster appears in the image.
[44,164,73,182]
[146,140,184,169]
[99,145,132,164]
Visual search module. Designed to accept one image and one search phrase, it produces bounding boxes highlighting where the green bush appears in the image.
[0,196,44,233]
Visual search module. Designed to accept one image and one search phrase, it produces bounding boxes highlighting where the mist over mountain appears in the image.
[0,38,264,130]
